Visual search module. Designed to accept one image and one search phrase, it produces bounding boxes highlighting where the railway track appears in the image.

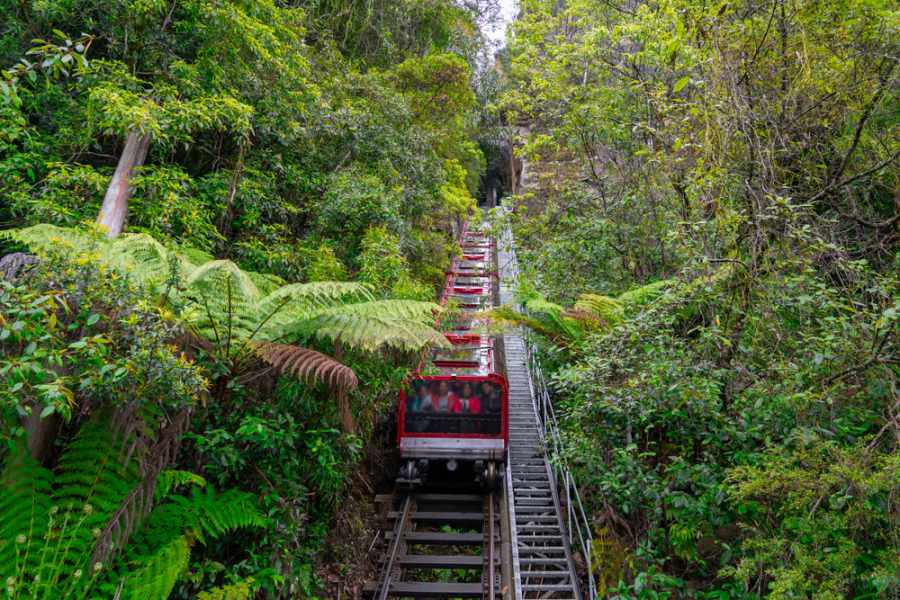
[365,214,590,599]
[369,492,503,599]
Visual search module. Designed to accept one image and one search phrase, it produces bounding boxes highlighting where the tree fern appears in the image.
[7,225,449,398]
[255,342,358,391]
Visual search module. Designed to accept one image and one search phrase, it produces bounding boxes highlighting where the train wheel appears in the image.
[482,461,500,491]
[397,460,421,490]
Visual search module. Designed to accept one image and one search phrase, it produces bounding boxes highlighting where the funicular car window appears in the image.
[405,379,502,435]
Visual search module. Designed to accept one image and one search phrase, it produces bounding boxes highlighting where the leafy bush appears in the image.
[549,267,897,595]
[0,250,203,441]
[315,168,402,263]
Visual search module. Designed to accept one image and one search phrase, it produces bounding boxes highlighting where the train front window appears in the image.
[405,379,502,435]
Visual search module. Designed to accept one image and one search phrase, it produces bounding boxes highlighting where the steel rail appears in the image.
[375,494,413,600]
[486,492,496,599]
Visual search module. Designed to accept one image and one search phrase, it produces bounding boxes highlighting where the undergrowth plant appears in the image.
[0,418,264,599]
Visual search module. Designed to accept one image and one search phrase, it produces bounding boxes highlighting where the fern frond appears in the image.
[311,313,449,352]
[327,299,440,321]
[183,260,263,342]
[262,281,373,309]
[117,535,191,600]
[522,297,565,317]
[254,342,358,391]
[197,577,258,600]
[571,293,624,328]
[616,280,672,311]
[7,225,190,293]
[0,443,53,579]
[106,233,194,288]
[5,223,97,256]
[155,470,207,501]
[185,260,262,307]
[256,281,375,338]
[488,305,577,346]
[171,487,266,544]
[51,418,143,571]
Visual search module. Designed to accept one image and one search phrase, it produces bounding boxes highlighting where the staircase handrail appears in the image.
[525,341,596,600]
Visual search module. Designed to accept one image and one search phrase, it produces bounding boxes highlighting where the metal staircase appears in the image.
[498,219,594,600]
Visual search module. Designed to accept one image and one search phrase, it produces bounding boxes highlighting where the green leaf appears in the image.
[673,76,690,93]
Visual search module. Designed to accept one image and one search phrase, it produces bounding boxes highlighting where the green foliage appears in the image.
[118,536,192,600]
[196,577,257,600]
[315,168,402,262]
[358,226,433,300]
[725,442,899,598]
[0,417,265,600]
[504,0,899,593]
[0,0,495,595]
[0,250,203,440]
[7,225,448,361]
[305,244,348,283]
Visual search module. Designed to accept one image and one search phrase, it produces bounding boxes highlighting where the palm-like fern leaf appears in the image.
[570,293,624,328]
[489,305,568,342]
[256,281,375,338]
[0,444,53,579]
[255,342,358,391]
[311,311,449,352]
[5,223,96,255]
[616,279,672,311]
[183,260,263,342]
[117,535,191,600]
[51,418,142,573]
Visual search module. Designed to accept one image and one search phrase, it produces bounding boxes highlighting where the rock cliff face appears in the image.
[482,126,526,208]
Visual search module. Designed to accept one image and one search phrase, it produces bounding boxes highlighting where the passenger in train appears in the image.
[430,381,456,413]
[479,381,502,434]
[405,384,432,433]
[409,383,431,412]
[453,382,481,414]
[454,382,481,433]
[480,381,501,413]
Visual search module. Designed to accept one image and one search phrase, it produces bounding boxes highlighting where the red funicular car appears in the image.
[396,224,508,489]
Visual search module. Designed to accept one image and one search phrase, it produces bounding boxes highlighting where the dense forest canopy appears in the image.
[0,0,897,598]
[0,1,501,597]
[499,0,898,597]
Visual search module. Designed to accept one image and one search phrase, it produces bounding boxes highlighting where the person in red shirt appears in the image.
[452,382,481,414]
[430,381,457,413]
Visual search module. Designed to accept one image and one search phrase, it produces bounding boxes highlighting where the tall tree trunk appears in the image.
[96,130,152,238]
[24,407,60,466]
[25,130,151,461]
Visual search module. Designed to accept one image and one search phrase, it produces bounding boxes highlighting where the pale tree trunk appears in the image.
[23,130,152,463]
[96,130,152,237]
